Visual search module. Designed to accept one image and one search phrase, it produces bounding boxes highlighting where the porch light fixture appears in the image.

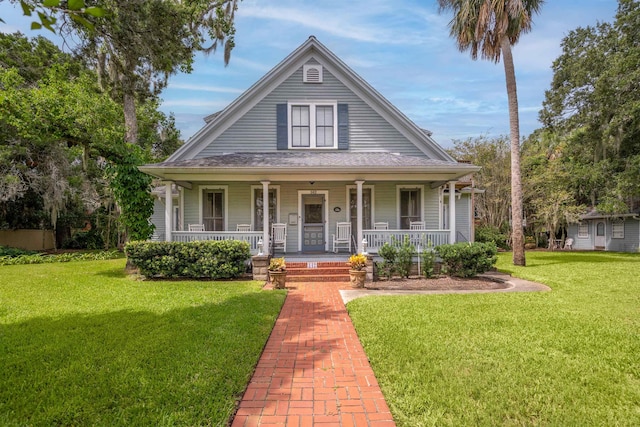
[362,238,368,255]
[257,238,263,256]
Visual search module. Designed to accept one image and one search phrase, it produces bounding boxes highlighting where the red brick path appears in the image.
[231,282,395,426]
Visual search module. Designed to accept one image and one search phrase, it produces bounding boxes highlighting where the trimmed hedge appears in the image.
[435,242,498,278]
[125,240,251,279]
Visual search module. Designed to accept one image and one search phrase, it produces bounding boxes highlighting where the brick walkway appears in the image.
[231,282,395,427]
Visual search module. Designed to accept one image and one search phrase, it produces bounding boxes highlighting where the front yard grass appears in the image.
[0,259,286,426]
[348,251,640,426]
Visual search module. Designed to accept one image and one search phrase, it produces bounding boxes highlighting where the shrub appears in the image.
[0,246,36,257]
[377,242,398,279]
[475,225,510,250]
[396,236,415,278]
[125,240,251,279]
[0,251,122,266]
[435,242,498,278]
[421,249,436,278]
[61,230,104,250]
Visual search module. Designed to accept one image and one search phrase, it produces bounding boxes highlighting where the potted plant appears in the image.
[268,257,287,289]
[347,253,368,288]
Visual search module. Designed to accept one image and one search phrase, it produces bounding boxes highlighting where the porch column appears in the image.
[356,180,364,253]
[164,182,173,242]
[261,180,270,253]
[449,181,456,244]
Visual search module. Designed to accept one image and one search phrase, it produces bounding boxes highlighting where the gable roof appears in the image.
[167,36,455,162]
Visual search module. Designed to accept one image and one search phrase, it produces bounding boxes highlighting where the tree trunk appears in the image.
[501,38,526,266]
[121,63,138,145]
[123,88,138,145]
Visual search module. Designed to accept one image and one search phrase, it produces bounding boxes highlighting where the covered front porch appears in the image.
[141,152,480,257]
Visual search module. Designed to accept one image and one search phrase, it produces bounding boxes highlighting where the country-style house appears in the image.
[140,36,480,255]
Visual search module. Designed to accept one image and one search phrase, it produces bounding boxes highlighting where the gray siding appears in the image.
[606,219,639,252]
[197,62,426,158]
[567,224,593,250]
[568,219,639,252]
[151,199,165,241]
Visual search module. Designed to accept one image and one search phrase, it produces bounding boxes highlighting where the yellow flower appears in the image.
[268,257,286,271]
[348,253,367,271]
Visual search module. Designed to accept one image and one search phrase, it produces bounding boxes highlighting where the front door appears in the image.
[595,221,606,249]
[302,194,325,252]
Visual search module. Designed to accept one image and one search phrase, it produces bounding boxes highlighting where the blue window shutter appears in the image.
[276,104,288,150]
[337,103,349,150]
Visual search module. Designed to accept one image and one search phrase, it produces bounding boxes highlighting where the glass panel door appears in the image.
[302,194,324,252]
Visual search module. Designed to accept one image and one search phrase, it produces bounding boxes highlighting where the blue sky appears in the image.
[1,0,618,148]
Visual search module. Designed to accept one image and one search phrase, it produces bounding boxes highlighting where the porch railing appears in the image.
[169,229,450,255]
[362,229,450,253]
[172,231,263,254]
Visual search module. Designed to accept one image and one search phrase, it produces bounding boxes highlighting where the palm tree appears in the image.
[438,0,544,266]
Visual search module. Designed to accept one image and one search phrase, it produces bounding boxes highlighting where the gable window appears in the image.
[397,186,423,229]
[288,102,337,149]
[252,186,280,231]
[201,186,227,231]
[612,221,624,239]
[578,223,589,238]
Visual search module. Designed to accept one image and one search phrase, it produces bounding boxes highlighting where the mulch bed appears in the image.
[365,275,508,291]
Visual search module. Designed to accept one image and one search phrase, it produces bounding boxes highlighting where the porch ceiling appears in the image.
[140,152,480,183]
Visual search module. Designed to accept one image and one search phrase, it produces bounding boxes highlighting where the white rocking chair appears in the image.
[271,223,287,253]
[409,221,425,230]
[188,224,205,232]
[332,222,352,253]
[236,224,252,232]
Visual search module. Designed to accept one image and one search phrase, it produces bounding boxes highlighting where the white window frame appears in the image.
[396,185,424,230]
[288,101,338,149]
[199,185,228,231]
[612,221,624,239]
[250,185,281,231]
[578,223,589,238]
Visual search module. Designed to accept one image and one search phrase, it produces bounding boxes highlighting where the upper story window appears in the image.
[288,102,337,149]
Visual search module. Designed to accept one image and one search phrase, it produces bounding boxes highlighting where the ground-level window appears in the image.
[252,188,279,231]
[202,188,225,231]
[349,187,373,237]
[398,186,422,229]
[578,223,589,238]
[612,221,624,238]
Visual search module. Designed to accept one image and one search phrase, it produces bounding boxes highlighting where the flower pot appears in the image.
[349,270,366,288]
[270,270,287,289]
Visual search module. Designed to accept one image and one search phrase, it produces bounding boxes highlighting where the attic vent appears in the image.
[303,65,323,83]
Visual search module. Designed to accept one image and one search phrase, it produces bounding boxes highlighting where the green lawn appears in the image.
[348,251,640,426]
[0,259,286,426]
